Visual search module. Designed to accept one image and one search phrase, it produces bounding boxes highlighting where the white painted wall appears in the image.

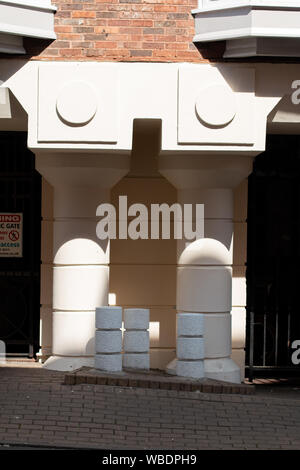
[110,121,177,370]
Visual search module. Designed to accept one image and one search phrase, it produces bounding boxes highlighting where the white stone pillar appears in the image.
[48,185,109,371]
[159,153,253,383]
[95,306,122,371]
[36,152,130,371]
[178,189,239,382]
[123,308,150,370]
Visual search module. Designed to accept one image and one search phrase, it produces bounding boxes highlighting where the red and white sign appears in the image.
[0,213,23,257]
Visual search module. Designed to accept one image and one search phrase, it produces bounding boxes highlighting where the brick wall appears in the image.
[31,0,223,62]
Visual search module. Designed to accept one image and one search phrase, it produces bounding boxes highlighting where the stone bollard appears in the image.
[95,306,122,371]
[123,308,150,370]
[176,313,205,378]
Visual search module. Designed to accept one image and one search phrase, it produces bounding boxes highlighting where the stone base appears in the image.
[43,355,94,372]
[166,357,241,383]
[165,358,177,375]
[204,358,241,384]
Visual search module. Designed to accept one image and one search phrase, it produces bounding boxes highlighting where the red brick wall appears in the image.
[31,0,221,62]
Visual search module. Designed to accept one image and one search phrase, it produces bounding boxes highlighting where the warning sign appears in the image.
[0,213,23,257]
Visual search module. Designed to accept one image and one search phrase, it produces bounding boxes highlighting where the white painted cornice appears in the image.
[193,0,300,14]
[0,0,56,54]
[193,0,300,57]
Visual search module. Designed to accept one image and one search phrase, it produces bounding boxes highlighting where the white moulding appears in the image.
[0,33,25,54]
[193,0,300,57]
[0,0,56,42]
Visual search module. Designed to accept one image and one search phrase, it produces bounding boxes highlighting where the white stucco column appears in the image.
[35,152,130,371]
[159,153,253,383]
[178,189,238,382]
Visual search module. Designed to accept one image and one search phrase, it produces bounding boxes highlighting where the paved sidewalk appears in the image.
[0,363,300,450]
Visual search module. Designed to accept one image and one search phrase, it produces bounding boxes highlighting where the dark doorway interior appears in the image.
[246,135,300,380]
[0,132,41,357]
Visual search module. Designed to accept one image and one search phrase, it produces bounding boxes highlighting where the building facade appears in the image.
[1,0,300,383]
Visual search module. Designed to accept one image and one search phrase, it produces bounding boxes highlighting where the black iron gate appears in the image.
[246,135,300,380]
[0,132,41,357]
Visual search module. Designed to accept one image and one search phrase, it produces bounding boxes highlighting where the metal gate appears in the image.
[0,132,41,357]
[246,135,300,380]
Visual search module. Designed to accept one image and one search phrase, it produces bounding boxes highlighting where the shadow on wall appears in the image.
[0,91,27,132]
[0,37,54,61]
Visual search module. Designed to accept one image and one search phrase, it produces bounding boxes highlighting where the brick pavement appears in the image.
[0,363,300,450]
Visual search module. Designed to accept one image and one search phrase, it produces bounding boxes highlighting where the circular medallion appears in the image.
[195,84,237,127]
[56,81,97,126]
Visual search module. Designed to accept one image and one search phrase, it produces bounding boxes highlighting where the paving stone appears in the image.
[0,363,300,449]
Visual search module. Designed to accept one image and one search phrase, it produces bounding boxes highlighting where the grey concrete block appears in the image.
[177,313,204,336]
[123,353,150,370]
[176,360,204,378]
[95,353,122,372]
[124,308,149,330]
[123,330,149,353]
[177,337,205,360]
[95,306,122,329]
[95,330,122,353]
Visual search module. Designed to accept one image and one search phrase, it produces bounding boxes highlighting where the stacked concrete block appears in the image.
[176,313,205,378]
[95,306,122,371]
[123,308,150,370]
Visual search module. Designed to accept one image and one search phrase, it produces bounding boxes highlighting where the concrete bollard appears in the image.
[95,306,122,371]
[123,308,150,370]
[176,313,205,378]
